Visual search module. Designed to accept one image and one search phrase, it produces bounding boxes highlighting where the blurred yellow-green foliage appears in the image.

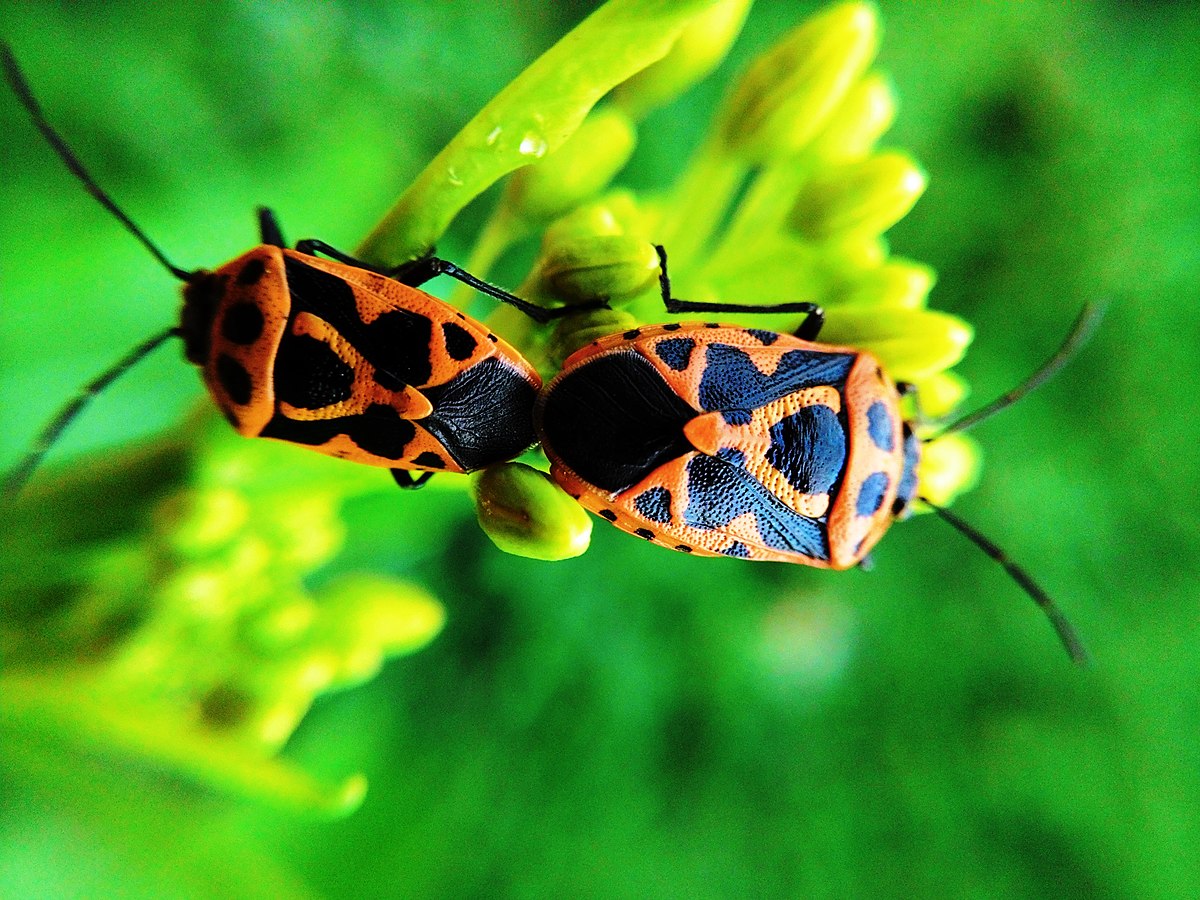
[1,1,1197,897]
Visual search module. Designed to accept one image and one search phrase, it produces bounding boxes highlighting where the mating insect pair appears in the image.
[2,44,1099,663]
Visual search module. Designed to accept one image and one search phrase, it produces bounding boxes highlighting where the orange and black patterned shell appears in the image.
[194,246,541,474]
[536,323,910,568]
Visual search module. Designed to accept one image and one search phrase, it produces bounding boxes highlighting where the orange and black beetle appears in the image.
[2,43,573,494]
[178,224,552,488]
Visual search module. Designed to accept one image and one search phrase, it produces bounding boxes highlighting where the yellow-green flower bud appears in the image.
[545,307,640,371]
[504,108,637,222]
[247,690,313,750]
[790,150,927,241]
[612,0,753,119]
[473,462,592,561]
[910,370,970,421]
[156,486,249,557]
[255,493,345,570]
[835,258,936,308]
[317,574,446,667]
[543,191,647,244]
[720,1,878,162]
[539,235,661,303]
[819,308,973,381]
[240,593,318,655]
[916,433,982,510]
[808,71,896,164]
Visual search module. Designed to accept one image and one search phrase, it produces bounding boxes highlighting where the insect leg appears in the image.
[391,469,434,490]
[652,246,825,339]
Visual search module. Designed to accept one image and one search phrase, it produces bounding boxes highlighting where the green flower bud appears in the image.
[545,306,640,371]
[819,308,973,381]
[247,690,314,750]
[504,108,637,222]
[808,71,896,164]
[539,234,661,303]
[314,575,446,686]
[909,370,970,421]
[543,191,648,244]
[240,593,318,655]
[820,233,888,274]
[916,433,982,511]
[790,150,927,241]
[473,463,592,561]
[253,494,345,570]
[720,2,878,162]
[155,486,249,557]
[834,258,936,308]
[612,0,753,119]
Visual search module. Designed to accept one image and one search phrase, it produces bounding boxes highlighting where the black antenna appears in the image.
[3,327,181,499]
[1,40,192,282]
[929,302,1107,440]
[922,498,1089,666]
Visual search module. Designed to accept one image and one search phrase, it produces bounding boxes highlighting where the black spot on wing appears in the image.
[866,400,895,451]
[682,454,829,560]
[442,322,478,361]
[353,405,418,459]
[540,351,696,494]
[216,355,252,406]
[654,337,696,372]
[236,257,266,285]
[765,404,847,494]
[697,344,854,414]
[599,509,618,522]
[260,402,417,461]
[221,302,264,344]
[634,528,656,541]
[283,255,434,388]
[420,357,538,470]
[412,451,446,469]
[273,333,354,409]
[633,486,673,524]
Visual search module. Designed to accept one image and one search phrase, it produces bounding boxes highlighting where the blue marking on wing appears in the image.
[856,471,889,517]
[654,337,696,372]
[866,401,895,451]
[766,404,846,494]
[894,428,921,512]
[634,486,673,524]
[682,454,829,560]
[697,344,854,414]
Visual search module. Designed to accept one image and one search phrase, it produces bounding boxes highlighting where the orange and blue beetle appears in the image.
[537,247,1100,664]
[538,246,918,569]
[1,42,580,496]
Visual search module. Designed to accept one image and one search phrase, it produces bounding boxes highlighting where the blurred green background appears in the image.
[2,1,1198,897]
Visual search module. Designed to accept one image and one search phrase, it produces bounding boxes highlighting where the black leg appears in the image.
[653,245,825,340]
[391,469,434,490]
[257,207,287,248]
[386,256,590,324]
[293,239,588,324]
[294,238,380,269]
